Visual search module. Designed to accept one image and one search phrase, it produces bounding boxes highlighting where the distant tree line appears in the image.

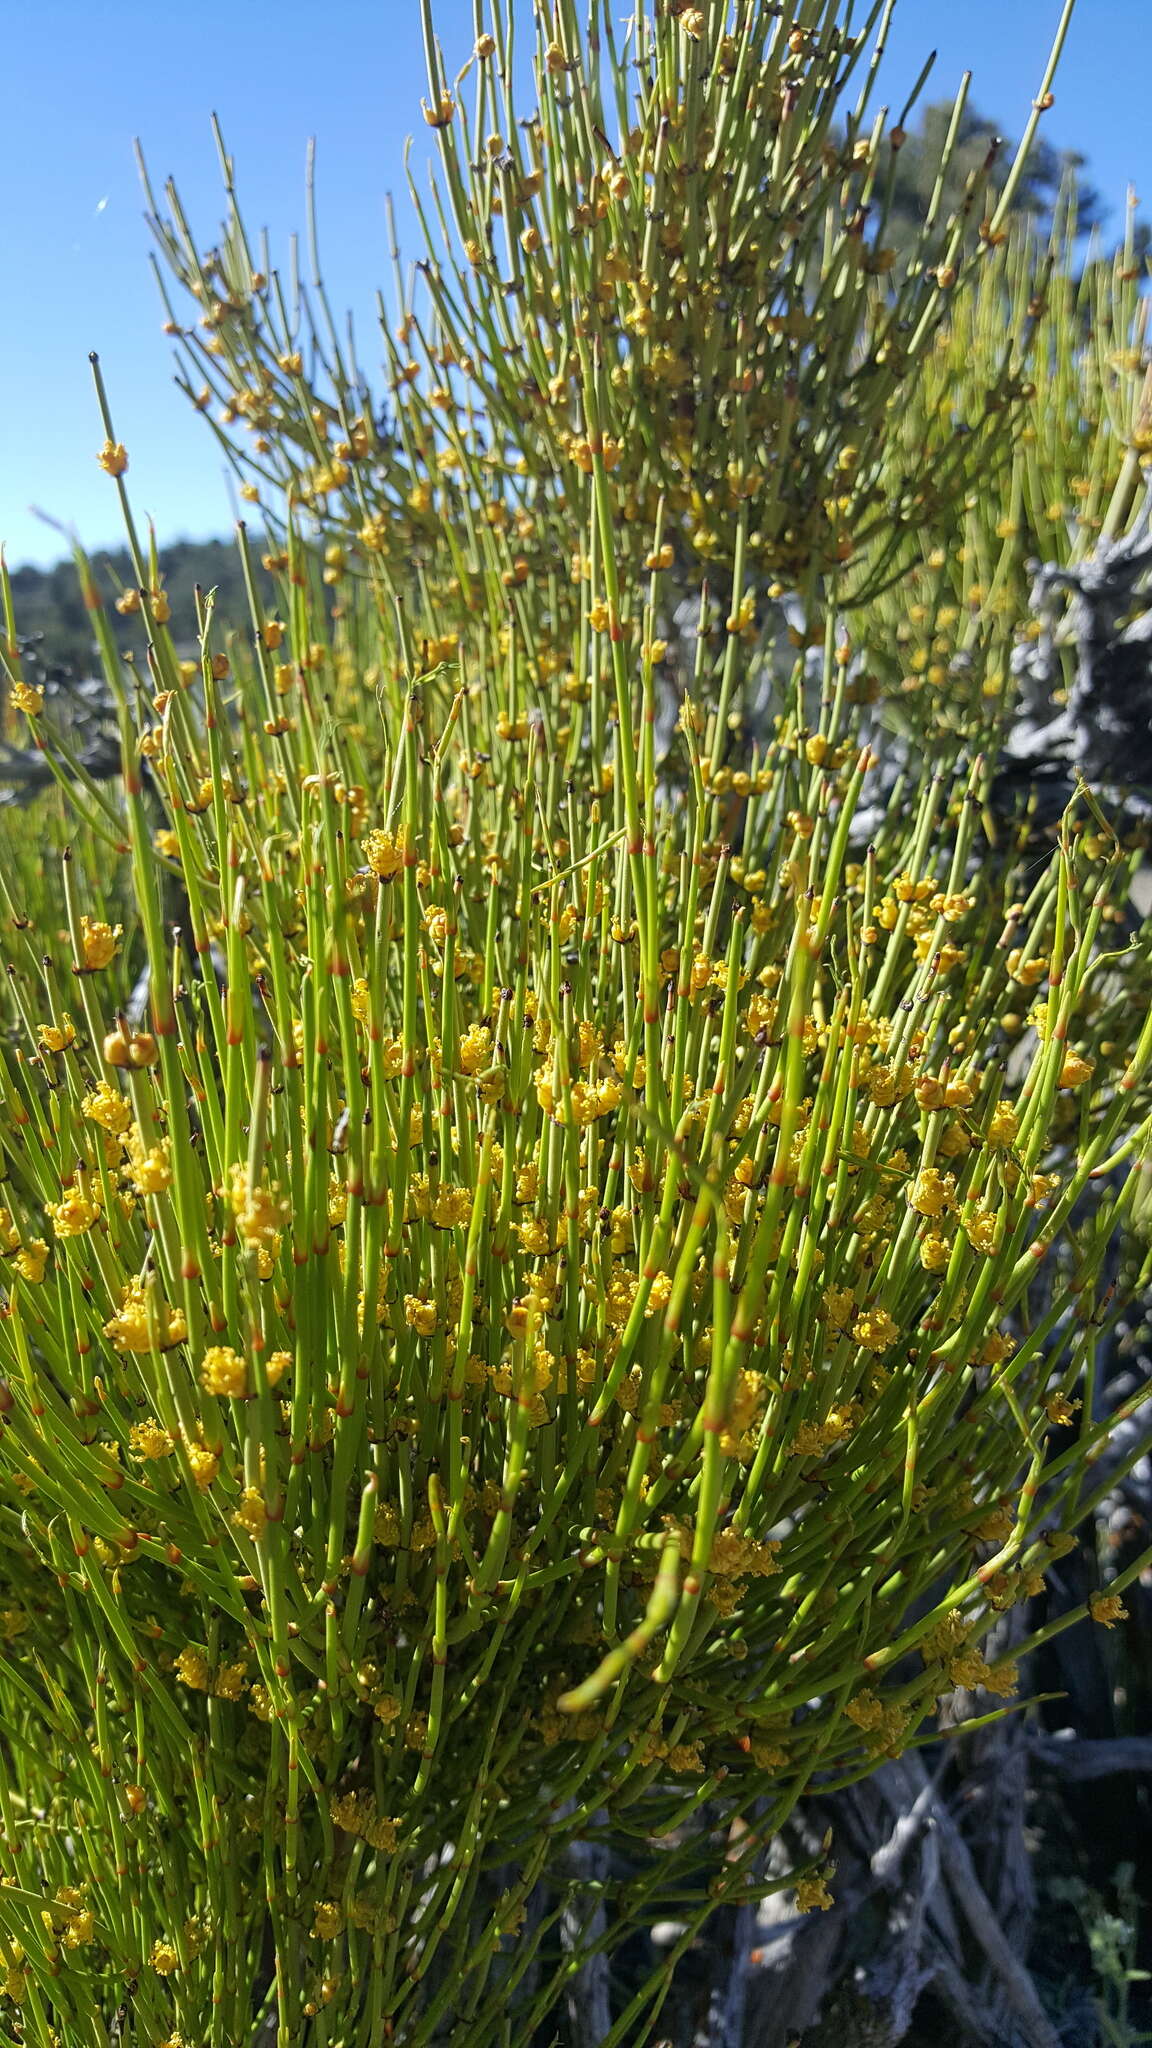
[7,538,271,679]
[880,97,1149,261]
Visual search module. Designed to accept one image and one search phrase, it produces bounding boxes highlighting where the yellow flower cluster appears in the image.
[79,916,121,970]
[37,1015,76,1053]
[104,1281,187,1355]
[535,1073,623,1124]
[232,1488,268,1539]
[844,1690,909,1755]
[361,826,410,879]
[329,1795,398,1852]
[790,1403,862,1458]
[126,1127,173,1194]
[227,1165,287,1255]
[852,1307,899,1352]
[200,1346,247,1398]
[47,1186,101,1237]
[175,1646,248,1700]
[703,1529,781,1578]
[908,1168,956,1218]
[129,1419,176,1461]
[404,1296,439,1337]
[1089,1592,1128,1629]
[82,1081,133,1135]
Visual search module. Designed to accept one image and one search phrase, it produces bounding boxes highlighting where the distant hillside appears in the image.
[8,537,272,677]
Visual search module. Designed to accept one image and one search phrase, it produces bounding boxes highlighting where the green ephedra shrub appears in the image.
[1,2,1151,2043]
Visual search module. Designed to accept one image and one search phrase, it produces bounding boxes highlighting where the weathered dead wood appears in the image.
[928,1799,1061,2048]
[1030,1732,1152,1780]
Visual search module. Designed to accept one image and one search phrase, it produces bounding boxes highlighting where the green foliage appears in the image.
[142,0,1051,613]
[0,4,1149,2045]
[1048,1865,1152,2047]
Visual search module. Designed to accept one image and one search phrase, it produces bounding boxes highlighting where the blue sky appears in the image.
[4,0,1148,570]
